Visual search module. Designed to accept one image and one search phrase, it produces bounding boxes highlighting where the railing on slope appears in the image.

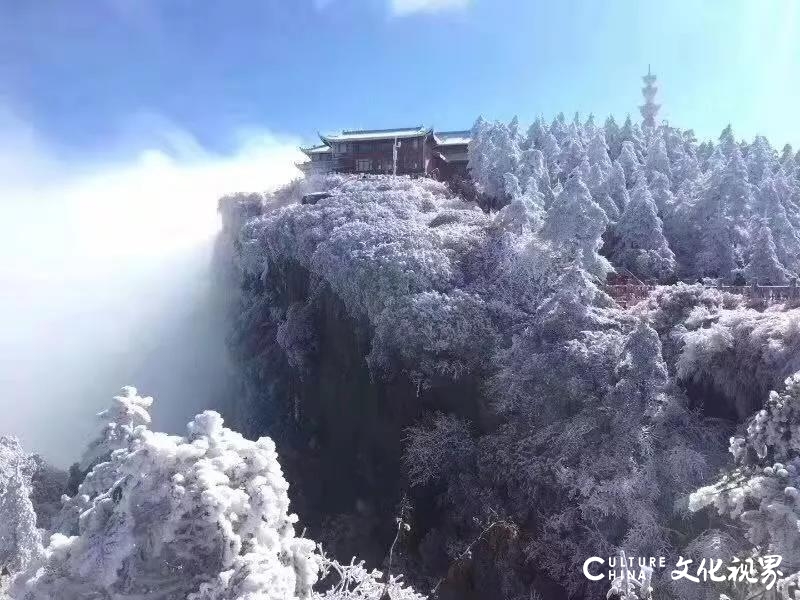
[605,281,800,308]
[716,283,800,304]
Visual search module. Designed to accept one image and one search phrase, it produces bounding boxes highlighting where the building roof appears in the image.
[300,144,332,157]
[434,130,472,146]
[320,126,432,144]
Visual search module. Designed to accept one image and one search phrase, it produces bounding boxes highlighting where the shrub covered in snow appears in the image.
[2,389,425,600]
[689,373,800,596]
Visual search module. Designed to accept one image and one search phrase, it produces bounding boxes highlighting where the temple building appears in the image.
[297,126,471,180]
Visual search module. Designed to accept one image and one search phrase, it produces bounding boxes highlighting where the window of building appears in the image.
[356,159,372,172]
[411,138,419,149]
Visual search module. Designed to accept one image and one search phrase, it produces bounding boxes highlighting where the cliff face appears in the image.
[215,177,496,583]
[214,175,800,599]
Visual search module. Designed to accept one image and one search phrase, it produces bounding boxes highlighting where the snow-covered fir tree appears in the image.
[610,182,676,280]
[0,439,42,578]
[744,218,791,285]
[78,385,153,472]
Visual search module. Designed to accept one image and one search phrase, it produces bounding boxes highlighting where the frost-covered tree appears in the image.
[620,115,644,157]
[691,157,743,280]
[541,172,612,279]
[689,372,800,591]
[746,134,778,184]
[79,385,153,472]
[644,135,672,182]
[648,171,675,217]
[468,118,521,207]
[608,160,630,212]
[611,182,676,280]
[719,146,754,237]
[743,219,791,285]
[557,135,587,180]
[524,116,547,150]
[0,439,41,577]
[717,124,737,159]
[755,177,800,273]
[618,141,641,189]
[585,162,620,222]
[779,143,798,179]
[605,115,622,159]
[550,112,568,144]
[587,129,612,177]
[14,409,323,599]
[539,131,562,181]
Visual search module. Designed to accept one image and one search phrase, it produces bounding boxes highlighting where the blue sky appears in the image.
[2,0,799,159]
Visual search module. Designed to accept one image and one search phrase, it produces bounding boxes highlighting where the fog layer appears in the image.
[0,108,302,466]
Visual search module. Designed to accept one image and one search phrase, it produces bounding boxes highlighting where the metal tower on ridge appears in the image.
[640,64,660,129]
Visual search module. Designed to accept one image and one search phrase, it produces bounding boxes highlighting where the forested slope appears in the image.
[215,116,800,599]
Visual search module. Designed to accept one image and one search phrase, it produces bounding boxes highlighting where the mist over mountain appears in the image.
[0,108,301,465]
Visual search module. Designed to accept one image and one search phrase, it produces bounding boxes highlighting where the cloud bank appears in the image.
[0,108,303,466]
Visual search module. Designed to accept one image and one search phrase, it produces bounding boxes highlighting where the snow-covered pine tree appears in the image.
[717,124,737,158]
[618,141,642,189]
[507,115,520,140]
[468,119,521,206]
[79,385,153,472]
[586,129,612,177]
[540,132,561,183]
[644,135,672,182]
[0,439,42,577]
[755,177,800,273]
[620,114,644,157]
[649,171,675,217]
[607,160,630,212]
[779,143,798,178]
[691,153,744,280]
[557,134,586,180]
[610,182,676,280]
[583,113,596,140]
[550,112,568,144]
[743,218,791,285]
[720,146,754,245]
[497,173,545,233]
[541,171,612,280]
[585,162,620,222]
[605,115,622,159]
[746,135,779,184]
[524,116,548,151]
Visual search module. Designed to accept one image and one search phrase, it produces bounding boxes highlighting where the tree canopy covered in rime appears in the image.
[469,115,800,284]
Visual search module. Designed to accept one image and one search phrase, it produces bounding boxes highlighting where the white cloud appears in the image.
[389,0,469,16]
[0,109,303,465]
